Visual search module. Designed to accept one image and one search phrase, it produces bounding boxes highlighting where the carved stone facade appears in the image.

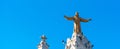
[65,32,93,49]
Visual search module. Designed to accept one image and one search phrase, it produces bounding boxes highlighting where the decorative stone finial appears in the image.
[38,35,49,49]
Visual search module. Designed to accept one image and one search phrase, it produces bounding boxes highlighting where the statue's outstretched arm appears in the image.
[64,15,74,20]
[80,18,91,22]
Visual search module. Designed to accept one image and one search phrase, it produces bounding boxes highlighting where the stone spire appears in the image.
[38,35,49,49]
[64,12,93,49]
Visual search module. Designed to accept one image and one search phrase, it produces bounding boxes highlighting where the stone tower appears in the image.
[38,35,49,49]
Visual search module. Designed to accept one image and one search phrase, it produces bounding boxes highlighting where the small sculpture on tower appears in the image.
[38,35,49,49]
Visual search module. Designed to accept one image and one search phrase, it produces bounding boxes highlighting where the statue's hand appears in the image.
[64,16,74,20]
[88,18,92,21]
[64,15,67,18]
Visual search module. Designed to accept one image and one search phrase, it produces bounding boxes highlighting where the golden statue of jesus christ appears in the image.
[64,12,91,34]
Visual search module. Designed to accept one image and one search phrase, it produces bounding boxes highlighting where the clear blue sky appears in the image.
[0,0,120,49]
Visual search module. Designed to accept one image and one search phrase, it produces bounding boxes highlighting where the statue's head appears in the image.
[41,35,47,41]
[75,12,79,17]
